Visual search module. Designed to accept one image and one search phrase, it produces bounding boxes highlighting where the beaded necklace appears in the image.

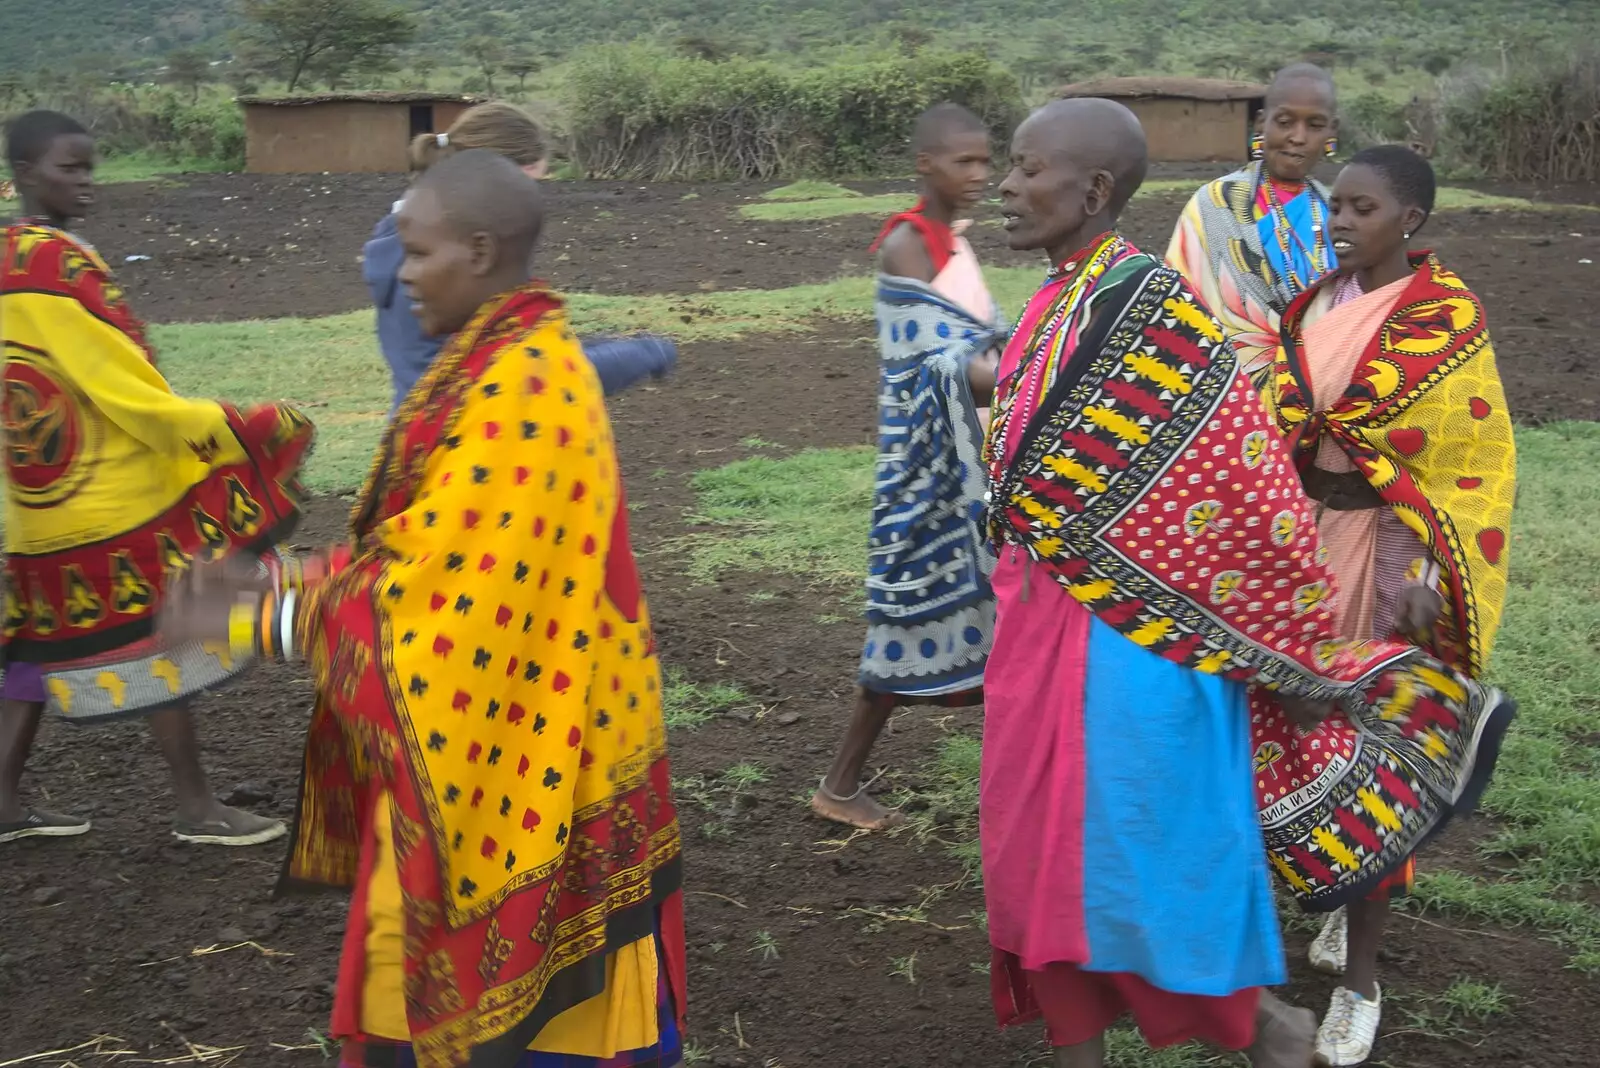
[985,231,1128,474]
[1259,175,1330,291]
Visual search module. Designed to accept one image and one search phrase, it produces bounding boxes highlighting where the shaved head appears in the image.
[1266,63,1337,111]
[1025,98,1149,214]
[410,147,545,270]
[397,148,547,337]
[999,98,1147,263]
[1259,63,1339,182]
[914,102,988,155]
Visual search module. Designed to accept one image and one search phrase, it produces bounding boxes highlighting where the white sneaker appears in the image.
[1315,984,1382,1067]
[1308,906,1348,975]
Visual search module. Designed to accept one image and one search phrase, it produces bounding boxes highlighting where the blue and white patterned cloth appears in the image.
[859,275,1006,697]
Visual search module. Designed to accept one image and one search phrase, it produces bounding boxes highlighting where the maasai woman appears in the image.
[1,110,313,846]
[1259,145,1516,1067]
[365,102,675,414]
[811,103,1004,831]
[982,99,1516,1068]
[163,150,683,1068]
[1167,64,1339,388]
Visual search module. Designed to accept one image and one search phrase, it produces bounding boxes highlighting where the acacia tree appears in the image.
[464,36,505,95]
[505,48,539,94]
[410,54,437,88]
[166,49,211,102]
[238,0,416,92]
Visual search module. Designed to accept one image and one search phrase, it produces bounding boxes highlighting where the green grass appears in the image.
[1435,188,1600,213]
[740,192,916,222]
[897,732,985,881]
[737,180,1595,225]
[1103,1032,1229,1068]
[660,667,752,729]
[1438,978,1513,1023]
[96,150,234,185]
[679,446,874,583]
[1474,423,1600,890]
[760,180,863,201]
[154,316,392,495]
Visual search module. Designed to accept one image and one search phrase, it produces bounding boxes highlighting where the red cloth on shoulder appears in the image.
[869,199,955,275]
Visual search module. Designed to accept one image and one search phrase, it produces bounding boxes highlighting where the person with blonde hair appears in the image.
[364,101,675,412]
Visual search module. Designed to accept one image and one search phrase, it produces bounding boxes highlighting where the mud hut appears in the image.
[238,92,483,174]
[1055,77,1267,162]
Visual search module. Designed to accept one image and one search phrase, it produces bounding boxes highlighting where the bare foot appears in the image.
[1248,991,1316,1068]
[809,787,906,831]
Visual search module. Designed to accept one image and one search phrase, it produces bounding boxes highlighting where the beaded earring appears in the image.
[1250,131,1264,160]
[1325,136,1339,159]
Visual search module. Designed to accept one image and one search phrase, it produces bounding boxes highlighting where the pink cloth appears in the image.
[1299,274,1428,640]
[980,275,1095,968]
[932,223,997,322]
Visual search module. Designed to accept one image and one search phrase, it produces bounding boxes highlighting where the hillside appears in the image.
[1,0,1592,79]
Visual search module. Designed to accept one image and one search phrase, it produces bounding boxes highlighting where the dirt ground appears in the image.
[3,173,1598,1067]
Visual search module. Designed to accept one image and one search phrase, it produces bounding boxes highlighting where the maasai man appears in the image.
[366,101,676,415]
[161,150,683,1068]
[981,98,1516,1068]
[1167,64,1339,388]
[1,110,313,847]
[811,103,1004,831]
[1262,145,1516,1066]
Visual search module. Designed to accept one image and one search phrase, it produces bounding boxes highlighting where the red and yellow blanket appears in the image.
[1265,253,1516,676]
[283,285,683,1067]
[2,223,310,669]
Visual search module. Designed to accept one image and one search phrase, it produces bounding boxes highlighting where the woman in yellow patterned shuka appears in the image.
[161,150,683,1068]
[1258,145,1516,1068]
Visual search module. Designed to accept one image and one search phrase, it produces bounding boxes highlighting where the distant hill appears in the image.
[2,0,1592,81]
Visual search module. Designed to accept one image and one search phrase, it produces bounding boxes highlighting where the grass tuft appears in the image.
[760,180,864,202]
[740,192,914,222]
[661,668,752,729]
[680,447,874,583]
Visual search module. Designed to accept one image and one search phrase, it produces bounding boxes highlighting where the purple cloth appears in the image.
[1,661,46,702]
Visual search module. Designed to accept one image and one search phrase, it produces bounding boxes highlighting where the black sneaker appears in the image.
[172,805,286,847]
[0,809,91,844]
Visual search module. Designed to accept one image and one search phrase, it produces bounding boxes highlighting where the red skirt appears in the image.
[992,950,1259,1050]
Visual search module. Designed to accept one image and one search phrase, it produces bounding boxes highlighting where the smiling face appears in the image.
[1328,162,1425,275]
[17,132,96,224]
[918,128,992,215]
[997,115,1110,262]
[395,187,492,338]
[1258,77,1337,184]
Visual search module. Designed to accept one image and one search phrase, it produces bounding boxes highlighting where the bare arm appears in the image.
[878,223,937,283]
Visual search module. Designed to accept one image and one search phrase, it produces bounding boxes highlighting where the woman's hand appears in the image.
[1279,693,1335,731]
[968,348,1000,406]
[1394,585,1445,643]
[157,557,271,648]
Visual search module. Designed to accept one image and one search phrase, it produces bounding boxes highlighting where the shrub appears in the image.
[1342,90,1409,149]
[1441,51,1600,182]
[563,42,1023,180]
[3,86,246,170]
